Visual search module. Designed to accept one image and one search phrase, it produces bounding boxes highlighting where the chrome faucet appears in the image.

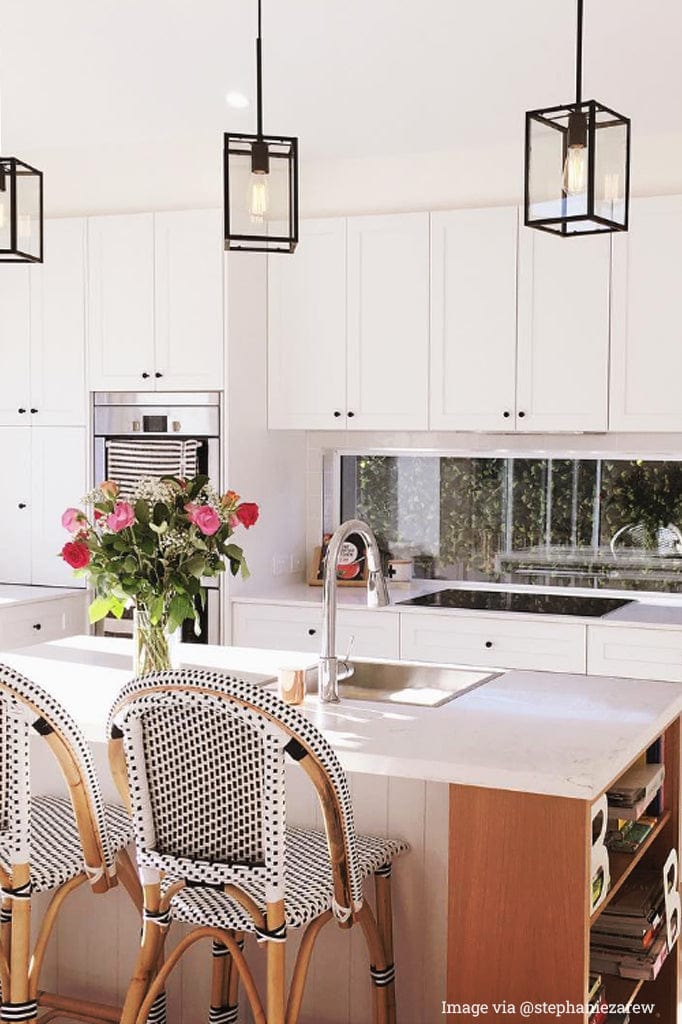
[319,519,390,703]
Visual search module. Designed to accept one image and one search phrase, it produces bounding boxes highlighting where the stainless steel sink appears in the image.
[336,660,501,708]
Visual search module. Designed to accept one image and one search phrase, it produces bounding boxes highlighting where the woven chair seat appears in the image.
[0,795,133,893]
[164,825,408,932]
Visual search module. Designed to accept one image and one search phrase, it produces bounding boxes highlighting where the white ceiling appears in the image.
[0,0,679,214]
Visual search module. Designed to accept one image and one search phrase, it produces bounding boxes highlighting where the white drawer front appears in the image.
[232,603,400,660]
[400,612,586,673]
[588,624,682,682]
[0,597,85,651]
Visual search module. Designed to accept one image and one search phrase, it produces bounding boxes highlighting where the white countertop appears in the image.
[233,579,682,628]
[2,635,681,801]
[0,585,83,608]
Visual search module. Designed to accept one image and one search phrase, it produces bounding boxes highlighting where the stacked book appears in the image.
[590,868,669,981]
[606,762,664,823]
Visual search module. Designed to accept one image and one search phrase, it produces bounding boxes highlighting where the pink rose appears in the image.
[61,507,85,533]
[107,502,135,533]
[185,503,221,536]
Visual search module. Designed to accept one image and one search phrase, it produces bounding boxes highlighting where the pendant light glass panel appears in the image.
[224,132,298,253]
[525,100,629,235]
[0,158,43,262]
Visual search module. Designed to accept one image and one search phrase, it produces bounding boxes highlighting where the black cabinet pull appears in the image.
[142,372,150,379]
[30,408,38,414]
[518,410,526,419]
[308,628,317,636]
[32,623,41,631]
[347,411,355,418]
[333,411,342,418]
[17,503,27,509]
[503,410,511,419]
[18,408,26,414]
[155,372,163,379]
[485,640,493,649]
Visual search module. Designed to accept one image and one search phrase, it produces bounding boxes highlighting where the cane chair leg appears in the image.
[119,885,169,1024]
[115,849,143,915]
[355,901,394,1024]
[29,875,87,1000]
[265,900,286,1024]
[225,932,243,1010]
[136,929,264,1024]
[5,864,37,1023]
[209,939,240,1024]
[0,897,11,996]
[285,911,333,1024]
[373,867,397,1024]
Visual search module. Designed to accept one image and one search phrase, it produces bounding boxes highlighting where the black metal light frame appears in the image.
[524,0,631,237]
[0,157,44,263]
[223,0,299,254]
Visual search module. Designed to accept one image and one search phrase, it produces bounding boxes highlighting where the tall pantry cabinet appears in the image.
[0,218,87,586]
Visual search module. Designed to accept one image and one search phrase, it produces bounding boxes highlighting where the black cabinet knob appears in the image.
[32,623,41,631]
[308,628,317,636]
[485,640,493,649]
[503,411,511,419]
[30,408,38,414]
[518,410,526,419]
[333,411,342,418]
[347,411,355,418]
[17,408,26,414]
[155,372,163,379]
[142,372,150,379]
[18,503,27,509]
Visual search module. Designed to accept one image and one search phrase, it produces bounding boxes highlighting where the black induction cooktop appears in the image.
[397,589,634,617]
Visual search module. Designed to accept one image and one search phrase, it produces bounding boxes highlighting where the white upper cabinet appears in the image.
[610,196,682,431]
[88,213,156,391]
[347,213,430,430]
[0,267,31,426]
[430,207,518,431]
[30,218,86,425]
[154,209,224,390]
[516,223,611,432]
[268,218,347,429]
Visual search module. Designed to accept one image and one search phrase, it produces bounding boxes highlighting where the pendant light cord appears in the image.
[575,0,584,105]
[256,0,264,138]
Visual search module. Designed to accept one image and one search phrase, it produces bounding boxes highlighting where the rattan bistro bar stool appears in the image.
[0,664,140,1024]
[108,668,409,1024]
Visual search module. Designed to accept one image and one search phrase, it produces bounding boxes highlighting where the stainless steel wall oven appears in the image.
[93,392,221,644]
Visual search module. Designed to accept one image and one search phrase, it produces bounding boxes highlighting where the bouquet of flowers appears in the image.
[60,475,259,673]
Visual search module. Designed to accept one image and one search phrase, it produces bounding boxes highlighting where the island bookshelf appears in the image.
[447,716,680,1023]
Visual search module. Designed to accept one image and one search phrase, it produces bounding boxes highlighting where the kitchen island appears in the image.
[1,635,681,1024]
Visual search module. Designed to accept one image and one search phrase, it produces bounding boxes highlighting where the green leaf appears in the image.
[88,595,113,623]
[184,554,206,578]
[135,499,150,525]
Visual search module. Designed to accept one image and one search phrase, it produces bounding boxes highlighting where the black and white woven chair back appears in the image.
[109,668,366,914]
[0,664,118,890]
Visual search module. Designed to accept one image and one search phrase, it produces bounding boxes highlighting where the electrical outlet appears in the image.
[272,555,289,577]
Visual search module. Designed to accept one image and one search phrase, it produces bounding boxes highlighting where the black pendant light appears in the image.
[223,0,298,254]
[524,0,630,237]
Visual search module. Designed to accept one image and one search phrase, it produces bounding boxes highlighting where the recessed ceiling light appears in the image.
[226,91,249,109]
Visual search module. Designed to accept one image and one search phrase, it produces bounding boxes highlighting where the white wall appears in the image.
[224,253,307,632]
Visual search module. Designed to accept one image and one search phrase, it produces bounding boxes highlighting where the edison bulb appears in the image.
[249,174,269,223]
[563,145,587,196]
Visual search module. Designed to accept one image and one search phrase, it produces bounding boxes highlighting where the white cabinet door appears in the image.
[154,209,224,390]
[347,213,430,430]
[31,427,87,587]
[0,594,87,650]
[430,208,518,431]
[30,218,86,425]
[87,214,155,391]
[0,268,31,426]
[0,428,32,582]
[268,218,347,429]
[610,196,682,431]
[517,223,610,431]
[587,624,682,682]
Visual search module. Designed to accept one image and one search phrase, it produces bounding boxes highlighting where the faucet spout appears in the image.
[318,519,390,703]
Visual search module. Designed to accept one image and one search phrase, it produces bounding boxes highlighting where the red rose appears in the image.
[235,502,259,529]
[61,541,91,570]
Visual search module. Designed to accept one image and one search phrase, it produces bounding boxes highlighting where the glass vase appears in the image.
[133,606,179,676]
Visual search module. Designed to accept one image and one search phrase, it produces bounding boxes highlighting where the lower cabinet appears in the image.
[231,602,400,660]
[588,624,682,682]
[0,593,87,651]
[401,612,587,673]
[0,426,87,587]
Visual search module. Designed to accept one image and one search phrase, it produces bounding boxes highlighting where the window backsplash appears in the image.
[339,454,682,593]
